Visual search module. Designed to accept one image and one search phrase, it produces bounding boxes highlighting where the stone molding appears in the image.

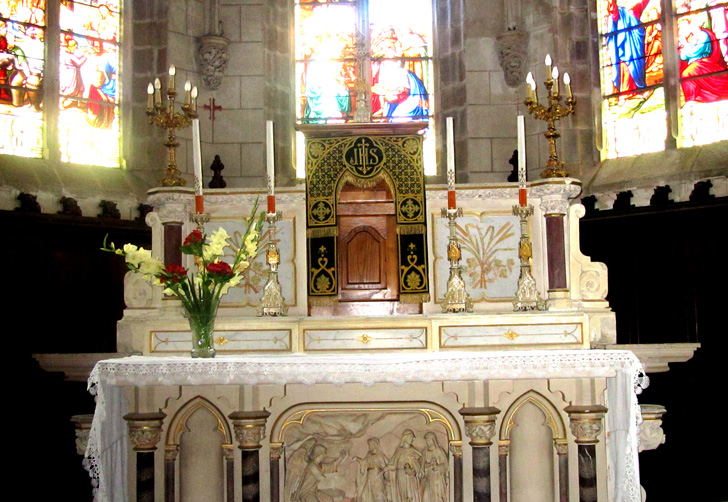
[459,406,500,446]
[638,404,666,452]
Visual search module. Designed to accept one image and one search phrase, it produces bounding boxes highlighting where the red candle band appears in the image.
[519,188,527,207]
[195,195,204,214]
[267,195,276,214]
[447,190,457,210]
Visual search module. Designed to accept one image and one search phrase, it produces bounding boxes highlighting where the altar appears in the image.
[87,350,645,502]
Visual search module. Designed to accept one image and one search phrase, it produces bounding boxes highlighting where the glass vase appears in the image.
[186,309,218,358]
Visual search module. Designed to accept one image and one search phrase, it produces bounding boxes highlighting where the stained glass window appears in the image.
[295,0,435,174]
[598,0,666,158]
[0,0,120,167]
[0,0,45,158]
[675,0,728,148]
[59,0,120,166]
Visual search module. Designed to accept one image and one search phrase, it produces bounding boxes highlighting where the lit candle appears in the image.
[266,120,276,214]
[168,64,176,91]
[526,72,536,102]
[552,66,559,95]
[191,86,198,112]
[147,82,154,109]
[446,116,456,210]
[563,72,572,99]
[517,115,527,207]
[184,81,191,106]
[545,54,552,81]
[154,78,162,104]
[192,118,204,213]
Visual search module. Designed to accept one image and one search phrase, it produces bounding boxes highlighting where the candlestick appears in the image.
[184,81,191,105]
[517,115,527,207]
[563,72,572,99]
[440,206,472,313]
[154,78,162,105]
[523,56,575,178]
[147,83,154,109]
[545,54,552,80]
[192,118,203,212]
[266,120,276,214]
[446,117,456,209]
[168,64,176,92]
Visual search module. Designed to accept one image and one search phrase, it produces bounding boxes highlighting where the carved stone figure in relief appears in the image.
[354,437,389,502]
[286,438,317,500]
[421,432,448,502]
[386,430,422,502]
[293,444,347,502]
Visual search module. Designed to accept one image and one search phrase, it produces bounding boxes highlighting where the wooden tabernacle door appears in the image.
[301,123,429,316]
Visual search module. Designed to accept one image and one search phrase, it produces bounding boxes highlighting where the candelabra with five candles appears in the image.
[524,55,575,178]
[146,65,199,187]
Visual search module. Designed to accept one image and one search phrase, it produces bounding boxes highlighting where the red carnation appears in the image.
[160,264,188,284]
[206,261,233,275]
[183,230,204,246]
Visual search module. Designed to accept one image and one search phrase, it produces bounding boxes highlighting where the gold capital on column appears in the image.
[564,405,607,444]
[554,440,569,455]
[459,407,500,446]
[498,441,510,456]
[124,412,167,451]
[229,410,271,449]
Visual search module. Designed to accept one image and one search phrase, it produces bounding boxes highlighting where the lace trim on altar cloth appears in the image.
[85,350,647,502]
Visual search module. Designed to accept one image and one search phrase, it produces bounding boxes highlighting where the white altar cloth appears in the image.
[87,350,647,502]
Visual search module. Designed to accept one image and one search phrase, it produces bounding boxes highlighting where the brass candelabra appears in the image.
[146,67,198,187]
[524,64,575,178]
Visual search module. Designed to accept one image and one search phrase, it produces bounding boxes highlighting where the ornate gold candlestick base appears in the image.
[258,211,288,317]
[190,211,210,231]
[512,205,546,311]
[441,207,473,314]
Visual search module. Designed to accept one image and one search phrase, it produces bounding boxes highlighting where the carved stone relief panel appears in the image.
[281,409,453,502]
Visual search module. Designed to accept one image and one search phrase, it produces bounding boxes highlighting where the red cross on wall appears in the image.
[203,98,223,120]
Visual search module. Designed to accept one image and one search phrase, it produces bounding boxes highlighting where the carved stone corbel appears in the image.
[638,404,666,452]
[71,414,94,456]
[197,34,230,90]
[496,30,529,88]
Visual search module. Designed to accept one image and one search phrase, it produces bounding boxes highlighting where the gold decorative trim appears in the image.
[166,396,232,446]
[396,224,427,235]
[400,293,430,304]
[307,226,338,238]
[276,406,458,442]
[500,390,567,441]
[357,333,374,344]
[307,296,339,307]
[503,329,519,340]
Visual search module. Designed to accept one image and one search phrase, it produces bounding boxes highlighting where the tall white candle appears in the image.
[545,54,552,80]
[446,117,455,189]
[517,115,526,188]
[552,66,559,94]
[266,120,275,196]
[192,119,203,196]
[168,64,175,91]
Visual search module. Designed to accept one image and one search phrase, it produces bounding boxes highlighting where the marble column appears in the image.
[223,444,235,502]
[554,440,569,502]
[534,182,581,309]
[164,446,178,502]
[564,405,607,502]
[460,407,500,502]
[124,412,167,502]
[270,443,283,502]
[498,442,509,502]
[229,410,271,502]
[154,199,188,266]
[449,441,463,502]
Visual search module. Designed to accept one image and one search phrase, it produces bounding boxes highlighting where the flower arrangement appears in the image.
[102,202,264,357]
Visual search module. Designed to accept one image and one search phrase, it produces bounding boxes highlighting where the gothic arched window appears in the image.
[294,0,435,173]
[0,0,121,167]
[597,0,728,159]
